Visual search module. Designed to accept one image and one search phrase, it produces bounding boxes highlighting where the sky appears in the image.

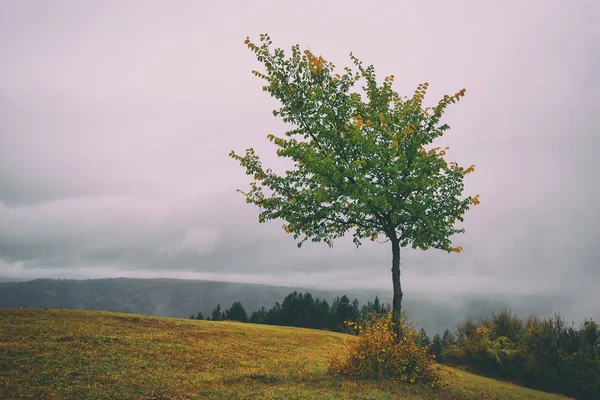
[1,1,599,319]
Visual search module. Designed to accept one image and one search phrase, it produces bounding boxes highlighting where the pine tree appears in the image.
[225,301,249,322]
[211,303,224,321]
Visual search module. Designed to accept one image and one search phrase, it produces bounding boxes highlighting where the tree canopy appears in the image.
[230,33,479,335]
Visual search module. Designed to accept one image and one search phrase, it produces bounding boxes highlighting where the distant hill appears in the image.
[0,278,321,320]
[0,277,561,335]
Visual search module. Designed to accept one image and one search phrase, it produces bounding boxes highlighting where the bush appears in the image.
[443,312,600,399]
[329,312,443,386]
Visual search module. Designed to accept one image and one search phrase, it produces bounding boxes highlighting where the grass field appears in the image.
[0,309,572,399]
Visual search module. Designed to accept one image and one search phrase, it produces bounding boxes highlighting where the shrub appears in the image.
[443,312,600,399]
[329,312,443,386]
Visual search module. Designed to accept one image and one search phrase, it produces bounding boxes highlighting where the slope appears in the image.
[0,309,572,399]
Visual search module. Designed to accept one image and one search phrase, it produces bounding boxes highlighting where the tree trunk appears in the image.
[391,236,403,340]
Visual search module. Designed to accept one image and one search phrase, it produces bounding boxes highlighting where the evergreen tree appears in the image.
[429,333,444,360]
[247,291,332,330]
[275,291,328,329]
[225,301,249,322]
[211,303,224,321]
[442,328,457,346]
[330,295,359,332]
[265,301,283,325]
[418,327,431,348]
[280,291,308,327]
[351,298,360,320]
[313,298,330,329]
[196,312,204,320]
[360,295,386,321]
[250,306,268,324]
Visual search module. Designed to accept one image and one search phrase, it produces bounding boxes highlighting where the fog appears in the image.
[1,0,598,324]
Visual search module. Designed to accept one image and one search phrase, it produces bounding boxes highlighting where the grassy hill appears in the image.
[0,309,572,399]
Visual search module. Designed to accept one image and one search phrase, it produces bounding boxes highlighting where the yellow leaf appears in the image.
[452,246,463,253]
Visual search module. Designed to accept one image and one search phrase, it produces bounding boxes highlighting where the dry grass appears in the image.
[0,309,573,399]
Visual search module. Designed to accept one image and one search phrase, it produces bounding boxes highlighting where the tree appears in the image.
[248,292,331,330]
[360,295,387,321]
[211,303,224,321]
[371,296,383,315]
[442,328,457,346]
[418,327,431,348]
[225,301,249,322]
[581,319,599,359]
[330,295,360,332]
[250,306,268,324]
[280,291,309,327]
[192,312,204,320]
[313,298,330,329]
[430,333,444,360]
[265,301,283,325]
[230,34,479,337]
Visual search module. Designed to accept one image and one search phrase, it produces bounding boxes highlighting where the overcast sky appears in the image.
[1,1,598,317]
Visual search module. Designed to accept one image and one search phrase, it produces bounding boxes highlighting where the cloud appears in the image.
[0,0,598,323]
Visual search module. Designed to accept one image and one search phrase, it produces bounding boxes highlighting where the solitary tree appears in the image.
[230,34,479,337]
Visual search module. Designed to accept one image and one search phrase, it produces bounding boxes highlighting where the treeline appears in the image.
[427,310,599,400]
[190,291,388,333]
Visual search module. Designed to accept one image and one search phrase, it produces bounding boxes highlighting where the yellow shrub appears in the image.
[329,313,443,386]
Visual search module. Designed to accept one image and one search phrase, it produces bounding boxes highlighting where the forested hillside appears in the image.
[0,277,567,336]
